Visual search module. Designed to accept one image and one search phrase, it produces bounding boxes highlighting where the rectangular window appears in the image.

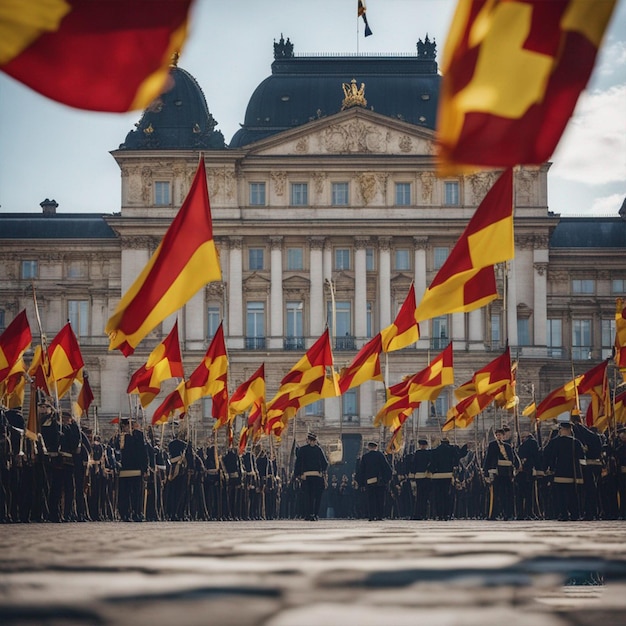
[154,181,171,206]
[366,248,375,271]
[602,318,616,358]
[327,301,353,349]
[334,248,351,270]
[21,260,38,279]
[434,393,449,418]
[547,318,562,358]
[444,181,460,205]
[249,182,266,206]
[612,279,625,293]
[342,390,358,422]
[490,313,501,349]
[331,182,349,206]
[0,309,5,331]
[67,261,86,279]
[517,318,531,346]
[285,301,304,350]
[395,249,410,271]
[246,301,265,349]
[248,247,264,270]
[433,247,449,270]
[202,396,214,421]
[68,300,89,337]
[291,183,308,206]
[286,247,303,271]
[572,279,595,294]
[395,182,411,206]
[432,316,449,350]
[304,400,323,416]
[207,305,221,339]
[572,319,591,360]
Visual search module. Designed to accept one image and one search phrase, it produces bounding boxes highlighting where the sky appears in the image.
[0,0,625,217]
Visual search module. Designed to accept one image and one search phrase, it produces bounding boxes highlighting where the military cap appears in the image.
[418,438,429,445]
[495,428,505,435]
[367,441,378,448]
[307,432,317,441]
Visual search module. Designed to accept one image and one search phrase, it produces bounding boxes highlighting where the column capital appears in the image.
[377,236,392,251]
[354,236,370,249]
[308,236,325,250]
[413,236,428,250]
[534,262,548,276]
[229,236,243,250]
[269,236,283,250]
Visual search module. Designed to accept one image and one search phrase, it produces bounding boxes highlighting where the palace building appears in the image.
[1,36,625,449]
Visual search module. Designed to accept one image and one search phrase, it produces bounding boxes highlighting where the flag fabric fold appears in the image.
[106,156,221,356]
[48,323,85,397]
[358,1,373,37]
[380,283,420,352]
[338,334,383,393]
[535,376,582,421]
[229,364,266,419]
[73,373,95,418]
[436,0,617,174]
[1,0,194,112]
[414,169,513,321]
[127,321,184,407]
[0,309,32,384]
[615,297,626,382]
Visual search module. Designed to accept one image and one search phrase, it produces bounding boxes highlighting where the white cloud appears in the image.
[591,192,626,214]
[550,83,626,185]
[597,39,626,77]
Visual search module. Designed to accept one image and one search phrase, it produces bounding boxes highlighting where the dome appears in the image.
[230,35,440,148]
[119,61,225,150]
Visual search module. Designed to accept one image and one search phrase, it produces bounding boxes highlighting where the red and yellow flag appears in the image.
[473,347,512,395]
[535,376,582,421]
[338,334,383,393]
[127,321,184,407]
[375,343,454,429]
[577,359,609,429]
[73,372,95,418]
[185,322,228,407]
[615,389,626,425]
[414,169,513,321]
[48,322,84,384]
[151,382,185,425]
[615,298,626,382]
[437,0,617,174]
[0,309,32,384]
[443,391,493,431]
[229,363,266,419]
[0,357,27,409]
[28,345,51,395]
[380,283,420,352]
[0,0,194,112]
[266,329,340,433]
[238,398,265,455]
[106,156,221,356]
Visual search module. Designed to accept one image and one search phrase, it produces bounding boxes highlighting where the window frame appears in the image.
[249,182,266,206]
[331,182,349,206]
[395,182,411,206]
[154,180,171,206]
[290,182,308,206]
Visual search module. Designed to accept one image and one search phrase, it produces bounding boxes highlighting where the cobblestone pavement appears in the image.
[1,520,626,626]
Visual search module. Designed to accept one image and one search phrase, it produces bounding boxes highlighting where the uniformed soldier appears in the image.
[165,428,188,520]
[113,418,148,521]
[293,432,328,521]
[356,441,393,521]
[88,434,105,521]
[483,428,519,520]
[430,437,467,520]
[74,426,91,521]
[516,432,540,519]
[570,413,603,519]
[59,411,81,521]
[203,444,222,519]
[410,438,432,519]
[543,421,585,520]
[5,408,26,522]
[614,426,626,519]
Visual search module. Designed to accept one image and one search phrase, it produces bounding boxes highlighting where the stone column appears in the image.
[533,244,548,355]
[309,237,325,340]
[506,258,518,347]
[468,309,484,351]
[413,236,429,348]
[452,312,466,351]
[378,237,392,330]
[228,236,244,349]
[184,290,205,350]
[354,237,368,343]
[269,236,284,349]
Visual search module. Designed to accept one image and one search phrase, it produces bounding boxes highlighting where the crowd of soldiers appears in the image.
[2,401,626,523]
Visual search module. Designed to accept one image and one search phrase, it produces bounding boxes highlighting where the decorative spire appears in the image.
[341,79,367,110]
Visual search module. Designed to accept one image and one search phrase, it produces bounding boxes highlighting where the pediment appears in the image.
[243,272,271,291]
[243,108,436,158]
[283,274,310,293]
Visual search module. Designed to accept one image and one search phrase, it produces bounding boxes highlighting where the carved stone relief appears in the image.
[141,167,152,203]
[312,172,326,195]
[467,171,498,204]
[398,135,413,153]
[534,262,548,276]
[295,137,309,153]
[322,119,390,153]
[271,171,286,196]
[418,171,434,203]
[357,172,378,205]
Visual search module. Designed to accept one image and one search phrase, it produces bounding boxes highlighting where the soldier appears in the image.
[614,426,626,519]
[293,432,328,521]
[113,418,148,521]
[5,408,26,522]
[430,437,467,520]
[356,441,393,521]
[483,428,519,520]
[88,434,105,521]
[570,413,603,520]
[222,443,243,520]
[543,421,585,521]
[516,432,540,519]
[59,411,81,521]
[241,446,259,520]
[410,438,432,519]
[203,443,222,519]
[73,425,91,521]
[165,428,188,520]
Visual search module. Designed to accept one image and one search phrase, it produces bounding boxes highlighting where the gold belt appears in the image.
[366,477,378,484]
[431,472,453,479]
[303,471,322,478]
[119,469,142,478]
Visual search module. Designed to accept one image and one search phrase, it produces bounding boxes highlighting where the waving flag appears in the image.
[415,169,513,321]
[0,309,32,384]
[338,334,383,393]
[151,381,185,425]
[437,0,617,174]
[127,321,184,407]
[443,391,494,431]
[375,343,454,429]
[229,364,266,419]
[266,329,339,434]
[615,389,626,425]
[358,1,373,37]
[473,347,512,395]
[380,284,420,352]
[48,323,84,391]
[535,376,582,421]
[1,0,194,112]
[73,372,95,418]
[615,298,626,382]
[0,357,27,409]
[106,156,221,356]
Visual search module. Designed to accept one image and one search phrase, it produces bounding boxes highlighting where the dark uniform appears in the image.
[293,433,328,520]
[114,420,148,521]
[543,421,585,520]
[59,413,81,521]
[516,433,540,519]
[571,416,603,519]
[166,433,188,520]
[614,428,626,519]
[356,442,393,521]
[222,446,242,519]
[483,429,519,520]
[410,439,432,519]
[430,438,467,520]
